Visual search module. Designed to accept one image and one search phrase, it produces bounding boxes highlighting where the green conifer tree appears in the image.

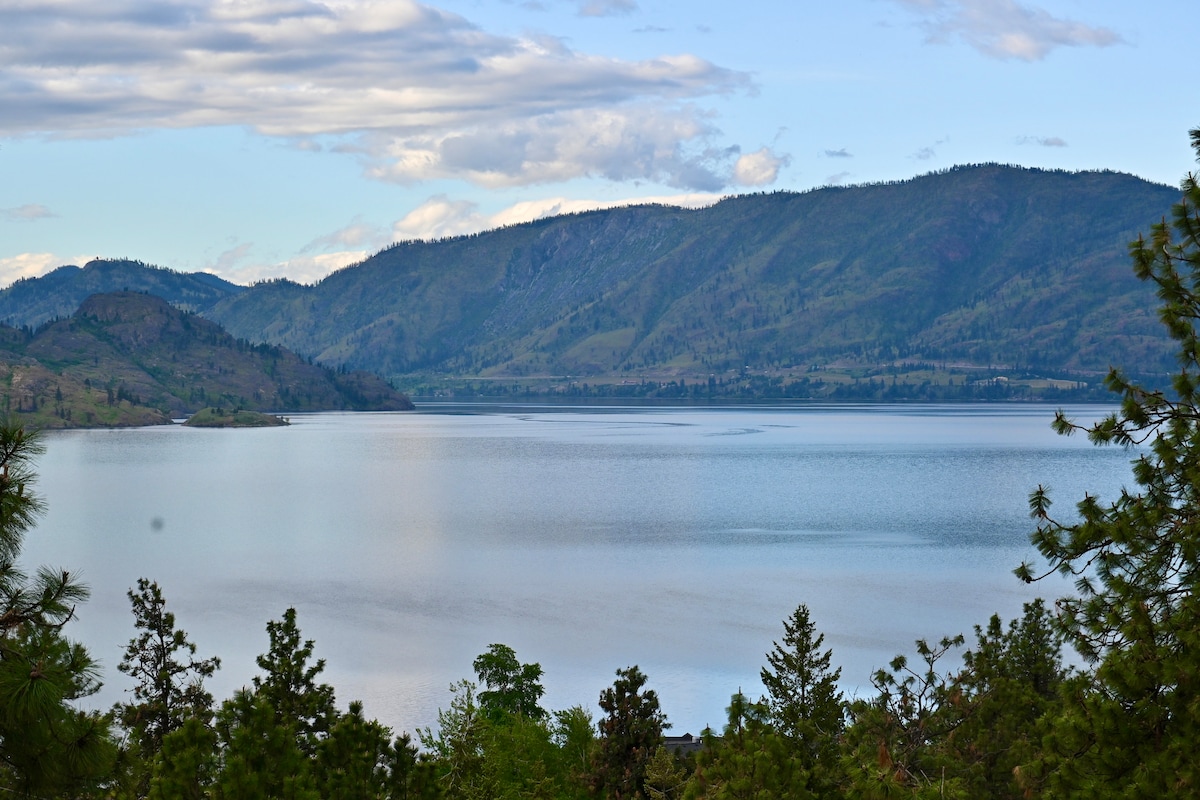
[1018,127,1200,797]
[0,422,116,796]
[591,665,669,800]
[759,603,845,782]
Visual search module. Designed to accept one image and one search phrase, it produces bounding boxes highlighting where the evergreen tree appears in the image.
[592,665,669,800]
[759,603,845,780]
[944,600,1066,800]
[116,577,221,755]
[684,693,811,800]
[0,422,115,796]
[1019,127,1200,797]
[841,634,966,800]
[252,607,337,755]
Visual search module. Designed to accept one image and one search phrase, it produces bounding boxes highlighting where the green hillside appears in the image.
[0,292,412,428]
[202,166,1179,385]
[0,165,1180,397]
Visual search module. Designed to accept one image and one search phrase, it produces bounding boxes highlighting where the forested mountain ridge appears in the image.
[0,291,412,427]
[203,165,1182,381]
[0,259,243,330]
[1,165,1180,387]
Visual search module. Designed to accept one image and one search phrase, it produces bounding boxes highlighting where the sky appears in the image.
[1,0,1196,287]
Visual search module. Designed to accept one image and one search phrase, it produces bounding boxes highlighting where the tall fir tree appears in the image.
[759,603,845,779]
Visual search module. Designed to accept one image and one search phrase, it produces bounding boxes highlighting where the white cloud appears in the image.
[1,204,58,222]
[301,220,390,253]
[0,252,71,287]
[732,147,788,186]
[823,148,853,158]
[1018,135,1067,147]
[395,191,724,242]
[211,250,369,285]
[892,0,1122,61]
[0,0,763,190]
[824,171,852,186]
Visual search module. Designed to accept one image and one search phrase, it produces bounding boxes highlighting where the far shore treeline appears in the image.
[3,129,1200,799]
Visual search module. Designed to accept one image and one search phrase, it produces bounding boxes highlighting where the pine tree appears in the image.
[592,665,669,800]
[0,422,116,796]
[116,577,221,755]
[252,607,337,755]
[1019,127,1200,797]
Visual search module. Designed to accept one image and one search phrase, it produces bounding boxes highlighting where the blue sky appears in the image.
[1,0,1195,287]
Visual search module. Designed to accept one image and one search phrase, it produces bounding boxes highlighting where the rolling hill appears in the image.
[0,292,412,428]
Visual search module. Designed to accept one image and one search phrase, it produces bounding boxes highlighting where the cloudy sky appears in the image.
[1,0,1195,286]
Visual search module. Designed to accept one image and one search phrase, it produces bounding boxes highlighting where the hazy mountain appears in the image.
[0,292,412,428]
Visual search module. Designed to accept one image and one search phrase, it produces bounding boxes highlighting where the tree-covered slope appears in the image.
[0,292,412,428]
[204,165,1180,380]
[0,259,242,330]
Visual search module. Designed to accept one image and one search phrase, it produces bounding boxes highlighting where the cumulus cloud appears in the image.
[394,191,723,242]
[891,0,1122,61]
[732,147,788,186]
[0,252,71,287]
[237,251,371,285]
[300,220,390,253]
[1,204,58,222]
[1018,135,1067,147]
[824,171,852,186]
[0,0,762,190]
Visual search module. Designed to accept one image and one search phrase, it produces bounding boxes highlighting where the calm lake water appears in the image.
[25,403,1134,735]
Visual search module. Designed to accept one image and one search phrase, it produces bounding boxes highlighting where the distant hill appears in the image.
[0,166,1181,392]
[202,165,1181,382]
[0,292,412,428]
[0,259,243,330]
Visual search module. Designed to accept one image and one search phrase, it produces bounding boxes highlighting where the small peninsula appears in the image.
[183,407,289,427]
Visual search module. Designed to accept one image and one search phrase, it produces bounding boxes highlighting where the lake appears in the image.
[24,402,1133,736]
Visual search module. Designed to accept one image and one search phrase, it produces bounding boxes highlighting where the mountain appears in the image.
[202,165,1181,381]
[0,259,243,330]
[0,166,1181,390]
[0,292,413,428]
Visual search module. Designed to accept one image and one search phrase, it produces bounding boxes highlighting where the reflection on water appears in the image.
[26,403,1130,733]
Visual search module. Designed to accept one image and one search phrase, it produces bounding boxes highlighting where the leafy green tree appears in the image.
[252,607,337,755]
[1018,127,1200,797]
[592,665,669,799]
[552,704,596,795]
[419,679,487,799]
[0,422,116,796]
[116,577,221,755]
[684,693,801,800]
[472,643,547,721]
[759,603,845,785]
